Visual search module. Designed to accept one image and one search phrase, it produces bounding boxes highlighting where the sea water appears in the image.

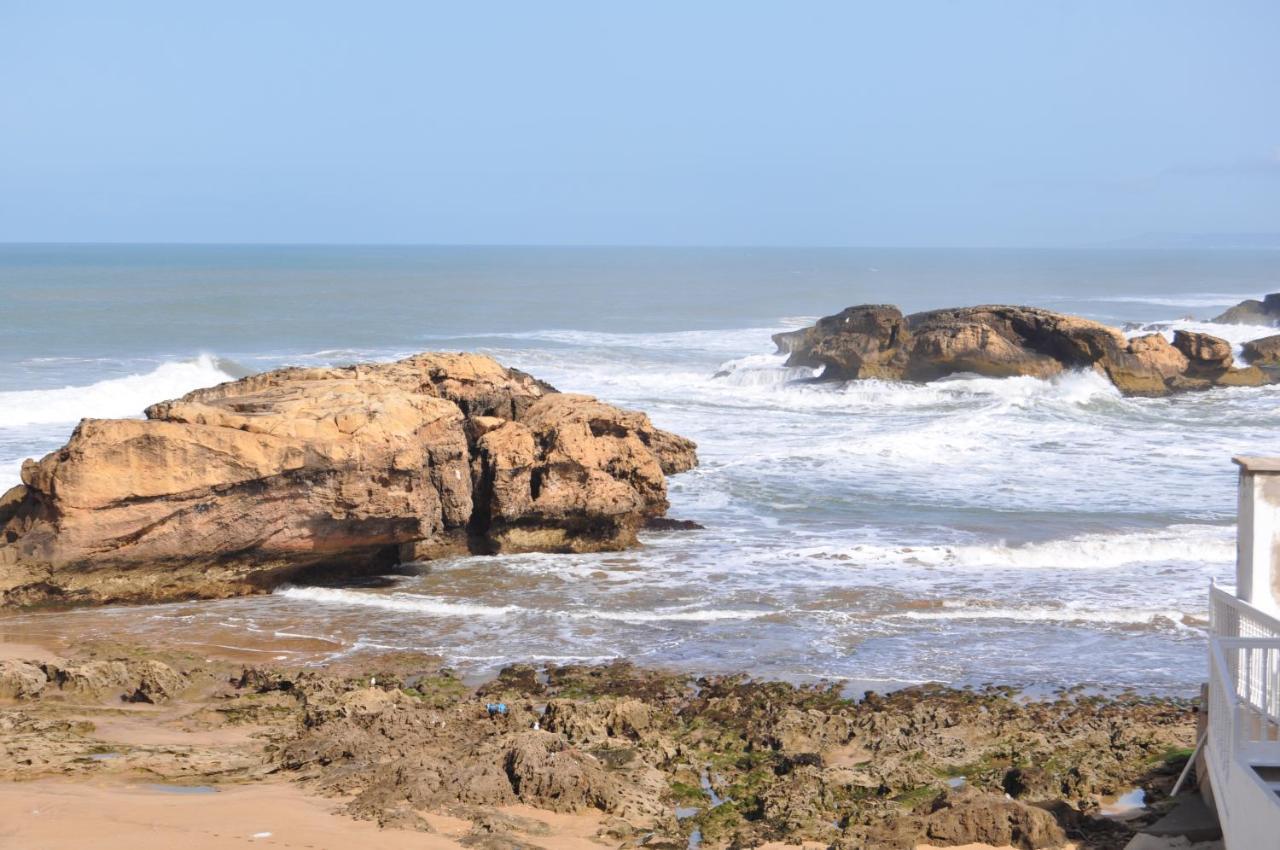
[2,243,1278,693]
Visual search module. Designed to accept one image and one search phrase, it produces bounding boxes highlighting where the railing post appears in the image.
[1234,457,1280,616]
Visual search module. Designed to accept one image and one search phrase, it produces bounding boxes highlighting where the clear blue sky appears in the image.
[2,1,1277,246]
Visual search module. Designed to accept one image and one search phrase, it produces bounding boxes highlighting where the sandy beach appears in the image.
[0,780,1055,850]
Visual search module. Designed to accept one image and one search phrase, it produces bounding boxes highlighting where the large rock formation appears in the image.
[773,304,1275,396]
[0,353,697,608]
[1212,293,1280,325]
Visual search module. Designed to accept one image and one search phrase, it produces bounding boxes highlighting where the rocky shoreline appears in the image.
[0,640,1200,850]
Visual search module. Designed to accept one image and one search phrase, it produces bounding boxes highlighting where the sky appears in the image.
[1,1,1277,247]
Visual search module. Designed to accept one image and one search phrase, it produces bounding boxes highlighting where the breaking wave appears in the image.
[794,524,1234,570]
[890,601,1195,630]
[0,354,240,428]
[277,586,766,624]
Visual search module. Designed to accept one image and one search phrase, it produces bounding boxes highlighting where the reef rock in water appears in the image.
[773,303,1275,396]
[0,353,697,607]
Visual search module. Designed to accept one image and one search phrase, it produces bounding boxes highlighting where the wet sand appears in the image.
[0,780,608,850]
[0,779,1049,850]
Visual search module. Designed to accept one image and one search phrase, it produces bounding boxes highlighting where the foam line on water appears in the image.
[277,587,520,617]
[277,586,766,623]
[792,524,1234,570]
[0,354,237,428]
[890,603,1194,629]
[1064,293,1262,309]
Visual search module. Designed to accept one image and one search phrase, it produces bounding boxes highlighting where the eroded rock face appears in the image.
[772,303,1278,396]
[0,353,696,607]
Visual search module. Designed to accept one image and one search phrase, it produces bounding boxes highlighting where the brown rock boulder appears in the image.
[779,305,912,380]
[0,660,48,700]
[0,353,696,608]
[470,393,689,554]
[920,792,1068,849]
[1172,330,1234,372]
[778,303,1280,396]
[1102,333,1188,396]
[1242,333,1280,366]
[905,306,1129,382]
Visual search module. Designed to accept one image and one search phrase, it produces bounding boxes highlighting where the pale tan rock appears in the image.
[0,660,47,700]
[1172,330,1233,372]
[0,353,696,608]
[1104,333,1190,396]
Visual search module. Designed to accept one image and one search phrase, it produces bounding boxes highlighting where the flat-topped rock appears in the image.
[0,353,697,608]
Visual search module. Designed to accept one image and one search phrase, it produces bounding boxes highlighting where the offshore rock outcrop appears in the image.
[1211,292,1280,326]
[774,304,1275,396]
[0,353,697,608]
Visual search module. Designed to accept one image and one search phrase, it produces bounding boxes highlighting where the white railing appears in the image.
[1211,581,1280,640]
[1208,636,1235,822]
[1214,637,1280,762]
[1206,584,1280,846]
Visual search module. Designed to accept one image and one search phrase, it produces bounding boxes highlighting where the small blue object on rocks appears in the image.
[486,702,508,716]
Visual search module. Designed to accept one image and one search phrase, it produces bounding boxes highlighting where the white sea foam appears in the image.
[891,602,1193,629]
[277,586,766,624]
[277,587,520,617]
[1068,293,1262,309]
[426,326,779,355]
[576,608,768,623]
[794,524,1234,570]
[0,354,237,428]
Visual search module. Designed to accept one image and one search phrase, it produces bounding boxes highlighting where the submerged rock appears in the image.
[775,303,1278,396]
[0,353,696,608]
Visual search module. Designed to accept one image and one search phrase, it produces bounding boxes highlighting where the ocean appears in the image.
[3,243,1279,694]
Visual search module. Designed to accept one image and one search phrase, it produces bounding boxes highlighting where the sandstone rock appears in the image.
[1242,333,1280,365]
[780,305,912,381]
[121,659,187,704]
[542,696,653,744]
[921,791,1068,849]
[1105,333,1190,396]
[776,303,1280,396]
[504,730,622,812]
[1172,330,1233,373]
[905,306,1107,381]
[1214,365,1270,387]
[0,353,696,608]
[1211,293,1280,325]
[0,660,48,700]
[36,658,187,703]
